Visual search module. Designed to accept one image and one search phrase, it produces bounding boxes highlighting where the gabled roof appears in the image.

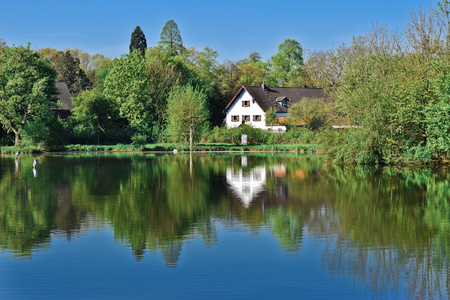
[225,85,324,113]
[54,81,74,110]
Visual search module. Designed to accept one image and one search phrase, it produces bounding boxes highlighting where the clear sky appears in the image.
[0,0,433,62]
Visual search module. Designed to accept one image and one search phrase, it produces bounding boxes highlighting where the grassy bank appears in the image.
[0,143,320,154]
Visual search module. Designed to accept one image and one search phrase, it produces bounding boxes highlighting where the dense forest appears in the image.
[2,1,450,164]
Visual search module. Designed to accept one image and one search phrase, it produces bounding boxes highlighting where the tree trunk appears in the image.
[14,133,19,146]
[189,126,193,151]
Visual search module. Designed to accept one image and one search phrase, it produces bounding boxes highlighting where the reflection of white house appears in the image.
[224,82,324,132]
[226,166,266,208]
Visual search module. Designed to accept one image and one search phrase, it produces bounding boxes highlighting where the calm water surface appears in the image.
[0,153,449,299]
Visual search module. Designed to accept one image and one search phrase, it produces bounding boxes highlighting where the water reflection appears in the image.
[0,153,449,298]
[226,166,266,208]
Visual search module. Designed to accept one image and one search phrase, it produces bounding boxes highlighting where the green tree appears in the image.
[289,97,331,130]
[426,58,450,157]
[0,45,58,145]
[71,88,125,144]
[129,26,147,57]
[44,50,91,95]
[145,46,206,128]
[265,107,277,127]
[269,39,304,86]
[159,20,184,56]
[104,51,151,135]
[166,85,209,149]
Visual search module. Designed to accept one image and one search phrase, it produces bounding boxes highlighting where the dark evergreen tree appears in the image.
[129,26,147,57]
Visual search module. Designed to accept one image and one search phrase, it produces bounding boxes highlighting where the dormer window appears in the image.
[242,100,250,107]
[276,96,289,107]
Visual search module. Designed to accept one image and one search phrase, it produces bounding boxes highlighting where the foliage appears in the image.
[104,51,151,134]
[20,114,66,150]
[265,108,277,126]
[70,88,128,144]
[130,26,147,57]
[166,85,209,149]
[288,97,331,130]
[41,49,91,95]
[145,46,205,127]
[268,39,304,86]
[159,20,184,56]
[0,45,58,145]
[425,58,450,157]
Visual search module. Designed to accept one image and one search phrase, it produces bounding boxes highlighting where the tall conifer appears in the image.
[129,26,147,57]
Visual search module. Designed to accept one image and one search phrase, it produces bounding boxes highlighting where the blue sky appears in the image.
[0,0,432,62]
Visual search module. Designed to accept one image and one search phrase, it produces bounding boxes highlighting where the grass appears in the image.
[1,142,320,154]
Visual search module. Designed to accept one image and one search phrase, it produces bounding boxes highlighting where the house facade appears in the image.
[225,83,324,132]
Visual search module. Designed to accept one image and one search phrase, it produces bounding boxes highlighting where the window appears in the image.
[243,115,250,122]
[282,99,288,107]
[231,115,239,122]
[242,100,250,107]
[253,115,261,122]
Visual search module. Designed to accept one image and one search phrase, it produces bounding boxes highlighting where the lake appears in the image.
[0,152,449,299]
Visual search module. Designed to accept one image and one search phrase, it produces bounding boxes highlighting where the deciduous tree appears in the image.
[166,85,209,149]
[104,51,151,134]
[0,45,58,145]
[269,39,304,86]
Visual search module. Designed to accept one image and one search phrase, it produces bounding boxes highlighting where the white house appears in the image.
[224,82,324,132]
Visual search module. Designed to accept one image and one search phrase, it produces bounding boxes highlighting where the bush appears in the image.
[131,133,147,149]
[21,115,67,150]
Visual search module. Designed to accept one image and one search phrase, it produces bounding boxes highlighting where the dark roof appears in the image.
[225,85,324,113]
[54,81,74,110]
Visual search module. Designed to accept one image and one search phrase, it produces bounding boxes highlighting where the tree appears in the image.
[130,26,147,57]
[71,88,123,144]
[265,108,277,127]
[0,45,58,145]
[166,85,209,150]
[269,39,304,86]
[0,38,6,50]
[159,20,184,56]
[104,51,151,134]
[288,97,330,130]
[42,50,92,95]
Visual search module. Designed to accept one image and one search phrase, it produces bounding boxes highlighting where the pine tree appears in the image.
[129,26,147,57]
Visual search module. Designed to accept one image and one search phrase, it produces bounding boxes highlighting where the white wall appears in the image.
[225,90,286,131]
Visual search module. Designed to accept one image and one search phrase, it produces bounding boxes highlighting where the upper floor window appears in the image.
[242,100,250,107]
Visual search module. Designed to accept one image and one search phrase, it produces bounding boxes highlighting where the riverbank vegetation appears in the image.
[2,3,450,164]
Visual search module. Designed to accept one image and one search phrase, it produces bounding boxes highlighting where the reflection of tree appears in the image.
[0,157,58,258]
[264,207,303,252]
[318,165,450,299]
[3,151,450,298]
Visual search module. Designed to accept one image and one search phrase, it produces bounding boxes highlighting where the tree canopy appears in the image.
[0,45,58,145]
[104,51,151,134]
[166,85,209,149]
